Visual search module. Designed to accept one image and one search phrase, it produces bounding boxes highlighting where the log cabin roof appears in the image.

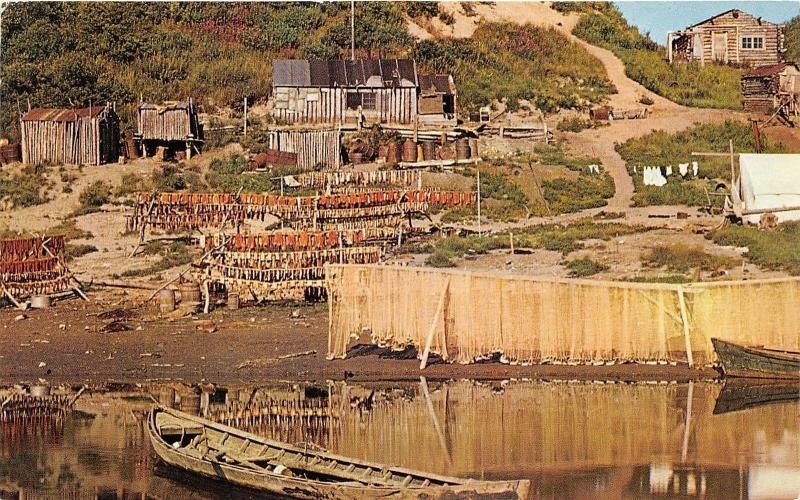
[21,106,106,122]
[140,101,193,113]
[273,59,417,88]
[743,62,799,78]
[685,8,780,29]
[419,75,455,95]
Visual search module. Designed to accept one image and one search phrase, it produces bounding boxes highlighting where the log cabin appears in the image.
[667,9,785,67]
[271,59,457,127]
[137,101,203,159]
[741,62,800,115]
[20,104,119,166]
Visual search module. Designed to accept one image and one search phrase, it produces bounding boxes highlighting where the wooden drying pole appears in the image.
[420,279,450,370]
[129,190,158,259]
[476,169,481,236]
[691,139,737,184]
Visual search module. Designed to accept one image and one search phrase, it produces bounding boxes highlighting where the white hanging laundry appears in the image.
[654,168,667,187]
[692,161,699,176]
[593,165,600,173]
[643,166,653,186]
[666,166,672,176]
[633,165,638,174]
[679,163,689,177]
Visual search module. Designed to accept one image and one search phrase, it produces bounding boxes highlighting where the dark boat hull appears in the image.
[713,379,800,414]
[712,338,800,380]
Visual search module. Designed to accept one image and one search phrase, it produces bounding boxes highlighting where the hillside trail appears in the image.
[428,2,745,213]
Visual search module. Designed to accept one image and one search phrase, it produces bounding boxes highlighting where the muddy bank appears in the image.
[0,292,717,384]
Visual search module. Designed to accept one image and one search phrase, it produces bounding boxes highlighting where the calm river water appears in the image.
[1,379,798,499]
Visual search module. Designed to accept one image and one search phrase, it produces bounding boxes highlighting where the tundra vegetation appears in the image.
[709,221,800,275]
[616,120,786,207]
[553,2,744,109]
[1,2,615,143]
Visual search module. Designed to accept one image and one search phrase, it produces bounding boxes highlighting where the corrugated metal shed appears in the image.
[21,106,105,122]
[274,59,417,88]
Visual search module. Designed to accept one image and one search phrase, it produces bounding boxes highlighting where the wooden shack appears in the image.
[667,9,785,67]
[272,59,420,125]
[20,104,119,166]
[741,62,800,114]
[417,74,457,126]
[137,101,203,158]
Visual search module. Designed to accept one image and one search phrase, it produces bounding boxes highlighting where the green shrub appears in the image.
[541,170,614,213]
[121,241,194,277]
[565,258,608,277]
[784,16,800,62]
[642,244,739,272]
[426,252,456,268]
[115,172,151,197]
[65,243,98,260]
[0,173,45,207]
[78,181,111,207]
[709,222,800,275]
[205,154,275,193]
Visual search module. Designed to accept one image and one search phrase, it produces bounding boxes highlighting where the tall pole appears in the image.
[243,97,248,137]
[477,169,481,236]
[350,0,355,61]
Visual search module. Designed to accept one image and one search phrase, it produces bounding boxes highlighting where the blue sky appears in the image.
[616,2,800,44]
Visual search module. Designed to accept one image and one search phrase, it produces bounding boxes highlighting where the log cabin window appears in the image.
[741,36,764,50]
[361,92,377,110]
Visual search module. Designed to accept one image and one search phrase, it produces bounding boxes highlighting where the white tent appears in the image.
[734,154,800,224]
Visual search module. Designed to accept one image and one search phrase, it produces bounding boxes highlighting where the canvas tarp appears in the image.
[737,154,800,224]
[326,265,800,365]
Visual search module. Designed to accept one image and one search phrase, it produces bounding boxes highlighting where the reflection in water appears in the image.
[0,380,797,499]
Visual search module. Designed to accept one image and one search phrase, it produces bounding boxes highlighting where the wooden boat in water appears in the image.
[148,406,530,499]
[711,338,800,379]
[713,379,800,414]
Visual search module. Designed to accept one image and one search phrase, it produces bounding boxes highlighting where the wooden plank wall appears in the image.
[139,108,193,141]
[21,117,102,166]
[273,86,417,125]
[268,129,340,170]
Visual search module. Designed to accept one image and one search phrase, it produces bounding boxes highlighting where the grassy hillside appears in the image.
[0,2,614,143]
[553,2,744,109]
[414,23,615,113]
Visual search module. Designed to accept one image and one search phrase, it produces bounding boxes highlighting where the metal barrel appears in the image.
[228,292,240,310]
[402,138,417,162]
[456,138,471,160]
[159,289,176,313]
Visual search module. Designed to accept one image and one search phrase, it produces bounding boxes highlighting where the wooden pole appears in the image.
[243,97,248,137]
[677,286,694,368]
[509,232,514,254]
[420,279,450,370]
[476,169,481,236]
[729,139,735,184]
[1,284,28,311]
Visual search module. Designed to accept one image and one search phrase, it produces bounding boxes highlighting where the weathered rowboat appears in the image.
[148,406,530,499]
[711,338,800,379]
[713,379,800,414]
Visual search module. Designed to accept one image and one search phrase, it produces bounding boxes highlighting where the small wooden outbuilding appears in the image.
[741,62,800,115]
[417,74,457,126]
[20,104,119,166]
[137,101,203,158]
[667,9,785,67]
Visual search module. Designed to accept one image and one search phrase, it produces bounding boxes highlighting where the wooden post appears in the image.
[751,119,762,153]
[476,169,481,236]
[729,139,735,184]
[677,286,694,368]
[243,97,248,137]
[509,232,514,254]
[420,279,450,370]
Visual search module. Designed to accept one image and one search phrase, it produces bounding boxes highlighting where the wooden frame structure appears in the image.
[137,100,203,159]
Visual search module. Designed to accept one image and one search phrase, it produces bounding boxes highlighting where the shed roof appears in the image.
[273,59,417,88]
[21,106,106,122]
[419,75,455,95]
[738,153,800,224]
[743,62,799,78]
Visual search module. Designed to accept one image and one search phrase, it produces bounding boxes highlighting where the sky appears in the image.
[616,2,800,44]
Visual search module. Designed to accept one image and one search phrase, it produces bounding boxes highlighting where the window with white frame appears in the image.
[741,36,764,50]
[361,92,377,110]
